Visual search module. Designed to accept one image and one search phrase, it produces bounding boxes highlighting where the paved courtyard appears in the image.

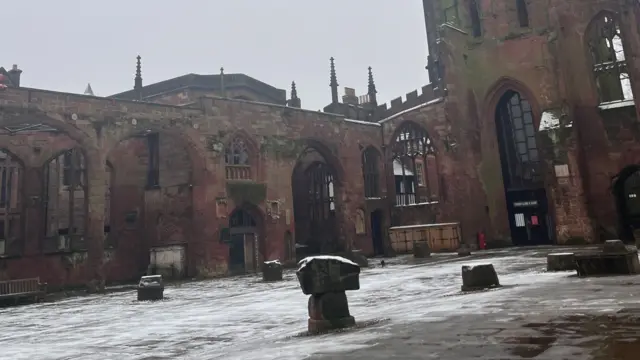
[1,247,640,359]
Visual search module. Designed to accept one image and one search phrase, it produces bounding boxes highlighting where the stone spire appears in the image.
[220,67,226,97]
[134,55,143,100]
[84,83,94,96]
[367,66,377,106]
[289,81,301,108]
[330,57,339,104]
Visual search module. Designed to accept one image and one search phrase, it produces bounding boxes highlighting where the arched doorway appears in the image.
[292,146,340,256]
[613,165,640,243]
[495,90,550,245]
[228,208,259,274]
[370,209,384,256]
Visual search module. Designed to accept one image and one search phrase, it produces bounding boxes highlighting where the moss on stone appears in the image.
[260,136,305,159]
[226,182,267,205]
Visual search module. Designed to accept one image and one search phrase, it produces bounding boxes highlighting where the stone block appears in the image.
[262,260,283,282]
[602,239,628,253]
[307,291,356,334]
[547,252,576,271]
[457,245,471,257]
[461,264,500,291]
[137,275,164,301]
[413,241,431,258]
[296,256,360,295]
[574,249,640,277]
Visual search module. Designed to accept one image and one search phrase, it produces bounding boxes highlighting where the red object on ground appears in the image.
[478,231,486,250]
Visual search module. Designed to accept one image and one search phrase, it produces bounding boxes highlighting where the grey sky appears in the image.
[3,0,429,111]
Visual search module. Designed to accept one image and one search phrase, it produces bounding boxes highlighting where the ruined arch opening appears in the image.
[0,149,23,257]
[391,122,438,206]
[292,146,340,256]
[495,90,550,245]
[612,165,640,243]
[106,130,195,279]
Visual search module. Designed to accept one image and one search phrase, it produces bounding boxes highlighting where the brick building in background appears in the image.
[0,0,639,291]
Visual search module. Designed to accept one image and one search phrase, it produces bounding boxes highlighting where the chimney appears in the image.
[342,87,359,105]
[7,64,22,87]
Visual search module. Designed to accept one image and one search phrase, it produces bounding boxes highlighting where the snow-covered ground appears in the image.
[1,248,639,359]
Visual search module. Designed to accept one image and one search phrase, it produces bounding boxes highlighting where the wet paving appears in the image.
[1,247,640,359]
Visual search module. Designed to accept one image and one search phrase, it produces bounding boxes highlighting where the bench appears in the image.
[0,278,47,305]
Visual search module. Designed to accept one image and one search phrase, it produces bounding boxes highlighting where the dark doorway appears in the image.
[370,209,385,256]
[228,208,258,274]
[495,90,551,245]
[613,165,640,243]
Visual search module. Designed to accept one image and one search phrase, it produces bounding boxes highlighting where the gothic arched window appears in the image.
[225,137,252,180]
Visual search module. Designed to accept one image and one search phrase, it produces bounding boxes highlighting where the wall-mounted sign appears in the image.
[513,200,538,208]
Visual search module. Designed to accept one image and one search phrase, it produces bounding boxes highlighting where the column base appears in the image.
[308,316,356,334]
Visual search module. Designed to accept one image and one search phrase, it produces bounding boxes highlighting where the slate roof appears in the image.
[109,73,287,105]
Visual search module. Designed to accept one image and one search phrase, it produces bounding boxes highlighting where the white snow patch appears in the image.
[297,255,359,271]
[264,260,282,265]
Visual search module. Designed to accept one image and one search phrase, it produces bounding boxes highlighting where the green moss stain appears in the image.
[226,182,267,205]
[260,136,305,159]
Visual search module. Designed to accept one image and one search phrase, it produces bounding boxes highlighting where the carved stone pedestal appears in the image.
[262,261,283,282]
[297,256,360,334]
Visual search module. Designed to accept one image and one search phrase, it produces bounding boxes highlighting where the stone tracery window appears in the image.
[392,123,438,206]
[225,137,252,180]
[0,150,22,256]
[362,147,380,198]
[587,12,633,103]
[44,148,87,252]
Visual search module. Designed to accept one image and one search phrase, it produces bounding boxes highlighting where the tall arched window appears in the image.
[495,91,541,189]
[225,137,252,180]
[392,123,437,206]
[362,147,380,198]
[469,0,482,37]
[587,12,633,103]
[43,148,87,252]
[516,0,529,27]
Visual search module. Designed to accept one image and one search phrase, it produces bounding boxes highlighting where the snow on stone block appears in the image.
[547,252,576,272]
[137,275,164,301]
[602,239,628,253]
[296,256,360,295]
[262,260,284,282]
[461,264,500,292]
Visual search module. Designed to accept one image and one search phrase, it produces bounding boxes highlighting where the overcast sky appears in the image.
[3,0,429,111]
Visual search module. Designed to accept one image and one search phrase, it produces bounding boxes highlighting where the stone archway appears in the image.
[292,143,343,256]
[104,127,204,280]
[0,112,106,291]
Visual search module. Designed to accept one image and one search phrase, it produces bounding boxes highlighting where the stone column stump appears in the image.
[461,264,500,291]
[413,241,431,258]
[457,244,472,257]
[547,253,575,271]
[296,256,360,334]
[137,275,164,301]
[575,240,640,277]
[262,260,284,282]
